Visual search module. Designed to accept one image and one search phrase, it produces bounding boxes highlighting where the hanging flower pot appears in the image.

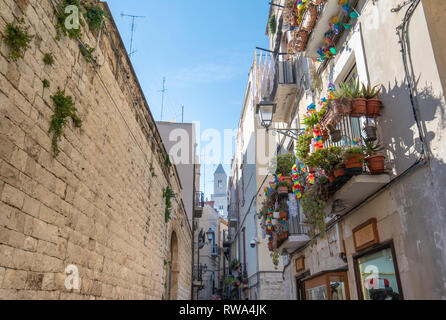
[277,185,289,196]
[351,98,367,117]
[366,154,386,174]
[364,125,377,141]
[329,129,342,143]
[366,98,382,117]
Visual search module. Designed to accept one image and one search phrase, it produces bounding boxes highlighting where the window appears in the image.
[305,271,350,300]
[218,180,223,188]
[354,241,403,300]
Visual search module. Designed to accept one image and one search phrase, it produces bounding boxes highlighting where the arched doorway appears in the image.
[168,231,179,300]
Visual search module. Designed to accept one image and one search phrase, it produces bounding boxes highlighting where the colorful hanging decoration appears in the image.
[352,137,361,146]
[313,0,360,63]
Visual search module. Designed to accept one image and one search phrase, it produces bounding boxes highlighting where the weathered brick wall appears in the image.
[0,0,191,299]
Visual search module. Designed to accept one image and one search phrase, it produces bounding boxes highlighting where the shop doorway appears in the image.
[295,273,309,300]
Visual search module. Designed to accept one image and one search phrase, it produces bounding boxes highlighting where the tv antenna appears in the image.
[121,12,145,57]
[159,77,168,121]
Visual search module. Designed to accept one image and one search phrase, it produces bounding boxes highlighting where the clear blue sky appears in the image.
[107,0,270,198]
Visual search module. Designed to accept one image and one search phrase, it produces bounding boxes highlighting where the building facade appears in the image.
[252,0,446,300]
[211,164,228,218]
[0,0,192,299]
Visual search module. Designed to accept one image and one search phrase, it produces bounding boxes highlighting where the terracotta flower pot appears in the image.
[366,154,386,174]
[333,167,345,178]
[351,98,367,117]
[281,176,293,185]
[283,231,289,239]
[345,155,364,169]
[277,186,289,196]
[279,211,287,219]
[366,98,382,117]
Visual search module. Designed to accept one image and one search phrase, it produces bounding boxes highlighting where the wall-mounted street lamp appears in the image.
[256,98,304,140]
[206,228,215,243]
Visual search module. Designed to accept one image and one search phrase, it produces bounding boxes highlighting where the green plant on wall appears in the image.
[43,52,55,66]
[301,188,327,240]
[3,19,34,61]
[268,14,276,35]
[275,153,296,176]
[270,250,280,270]
[49,89,82,157]
[163,186,175,223]
[42,79,50,88]
[164,155,172,168]
[55,0,83,40]
[79,42,95,63]
[84,5,109,32]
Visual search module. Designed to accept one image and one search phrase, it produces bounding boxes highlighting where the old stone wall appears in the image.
[0,0,191,299]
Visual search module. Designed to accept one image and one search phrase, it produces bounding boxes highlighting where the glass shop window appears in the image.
[305,271,349,300]
[357,247,402,300]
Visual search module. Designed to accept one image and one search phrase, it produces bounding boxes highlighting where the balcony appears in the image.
[194,191,204,218]
[272,60,297,123]
[276,214,310,255]
[325,173,390,217]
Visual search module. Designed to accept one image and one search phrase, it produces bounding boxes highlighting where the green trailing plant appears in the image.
[224,275,238,286]
[55,0,83,40]
[79,43,95,63]
[43,52,55,66]
[163,186,175,222]
[361,83,381,99]
[164,155,171,167]
[3,20,34,61]
[84,5,109,32]
[301,188,327,240]
[296,133,313,161]
[270,250,280,270]
[49,89,82,157]
[42,79,50,88]
[268,14,276,35]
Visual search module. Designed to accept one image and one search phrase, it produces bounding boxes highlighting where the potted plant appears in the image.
[273,209,281,219]
[279,201,288,219]
[331,82,352,116]
[349,80,367,117]
[364,140,386,174]
[333,163,346,178]
[275,153,296,182]
[362,83,382,117]
[343,146,365,172]
[276,181,291,196]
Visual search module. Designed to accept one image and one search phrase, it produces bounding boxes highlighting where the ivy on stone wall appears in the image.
[163,186,175,223]
[49,89,82,157]
[3,19,34,61]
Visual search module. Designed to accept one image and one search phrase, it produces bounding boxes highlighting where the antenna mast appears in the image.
[121,12,145,57]
[159,77,167,121]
